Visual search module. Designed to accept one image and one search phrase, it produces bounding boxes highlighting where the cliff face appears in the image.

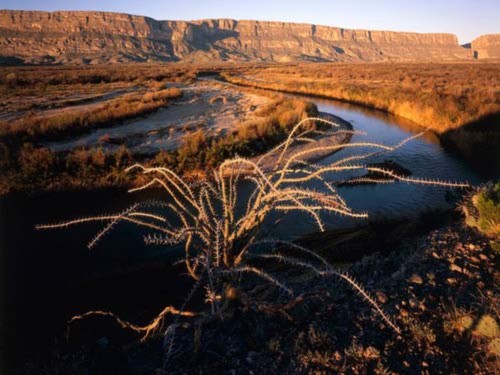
[0,10,476,64]
[471,34,500,59]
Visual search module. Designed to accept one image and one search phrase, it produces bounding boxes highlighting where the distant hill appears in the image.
[0,10,497,65]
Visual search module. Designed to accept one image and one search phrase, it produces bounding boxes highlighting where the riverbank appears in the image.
[220,64,500,133]
[219,65,500,178]
[0,79,318,195]
[11,211,498,374]
[250,112,353,173]
[158,222,499,374]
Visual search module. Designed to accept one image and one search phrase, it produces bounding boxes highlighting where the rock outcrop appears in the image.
[0,10,479,64]
[471,34,500,59]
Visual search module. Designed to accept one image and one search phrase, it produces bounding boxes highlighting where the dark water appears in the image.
[270,96,481,238]
[1,189,192,370]
[0,95,482,370]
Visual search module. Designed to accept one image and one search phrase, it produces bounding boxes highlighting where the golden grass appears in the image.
[221,63,500,132]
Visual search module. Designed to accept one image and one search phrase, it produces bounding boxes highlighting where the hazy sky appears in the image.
[3,0,499,44]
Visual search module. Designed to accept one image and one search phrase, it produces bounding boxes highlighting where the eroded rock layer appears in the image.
[471,34,500,59]
[0,10,484,64]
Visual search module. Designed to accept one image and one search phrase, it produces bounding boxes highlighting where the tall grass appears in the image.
[37,116,469,366]
[221,63,500,133]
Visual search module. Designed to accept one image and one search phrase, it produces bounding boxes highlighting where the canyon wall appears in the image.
[471,34,500,59]
[0,10,485,64]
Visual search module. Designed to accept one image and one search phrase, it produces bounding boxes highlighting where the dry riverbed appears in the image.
[0,83,139,121]
[45,80,270,154]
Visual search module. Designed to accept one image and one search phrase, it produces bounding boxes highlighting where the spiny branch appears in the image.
[68,307,197,342]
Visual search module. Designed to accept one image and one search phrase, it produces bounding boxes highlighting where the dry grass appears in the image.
[0,95,316,195]
[170,97,317,171]
[221,63,500,132]
[36,116,469,368]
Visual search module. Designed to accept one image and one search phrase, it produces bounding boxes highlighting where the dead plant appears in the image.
[36,116,469,365]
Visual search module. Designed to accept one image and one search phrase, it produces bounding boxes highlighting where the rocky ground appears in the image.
[28,219,497,374]
[156,223,498,374]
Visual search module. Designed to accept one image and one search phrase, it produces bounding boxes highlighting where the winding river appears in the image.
[42,84,481,239]
[265,95,481,238]
[1,87,483,365]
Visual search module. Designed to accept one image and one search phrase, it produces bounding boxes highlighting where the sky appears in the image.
[2,1,499,44]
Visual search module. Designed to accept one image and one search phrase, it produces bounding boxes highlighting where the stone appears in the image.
[488,338,500,357]
[376,291,388,304]
[471,34,500,59]
[449,264,463,273]
[410,274,423,284]
[469,256,480,264]
[473,314,500,338]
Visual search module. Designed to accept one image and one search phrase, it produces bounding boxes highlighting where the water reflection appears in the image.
[256,94,481,238]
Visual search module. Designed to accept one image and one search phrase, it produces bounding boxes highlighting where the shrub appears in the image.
[474,183,500,237]
[463,183,500,238]
[37,117,469,368]
[18,144,55,179]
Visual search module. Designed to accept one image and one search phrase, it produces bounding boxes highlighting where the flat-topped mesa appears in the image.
[471,34,500,59]
[0,10,475,64]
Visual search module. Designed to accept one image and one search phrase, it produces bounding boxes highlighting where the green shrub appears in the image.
[473,183,500,237]
[463,183,500,252]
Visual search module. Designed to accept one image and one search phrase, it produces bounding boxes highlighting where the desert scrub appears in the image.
[0,98,315,194]
[0,144,134,194]
[37,115,470,369]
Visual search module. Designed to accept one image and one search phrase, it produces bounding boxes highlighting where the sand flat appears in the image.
[46,80,270,153]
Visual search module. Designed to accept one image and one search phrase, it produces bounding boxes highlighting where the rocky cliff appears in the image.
[471,34,500,59]
[0,10,479,64]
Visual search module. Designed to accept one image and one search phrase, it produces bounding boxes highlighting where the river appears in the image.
[1,88,482,368]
